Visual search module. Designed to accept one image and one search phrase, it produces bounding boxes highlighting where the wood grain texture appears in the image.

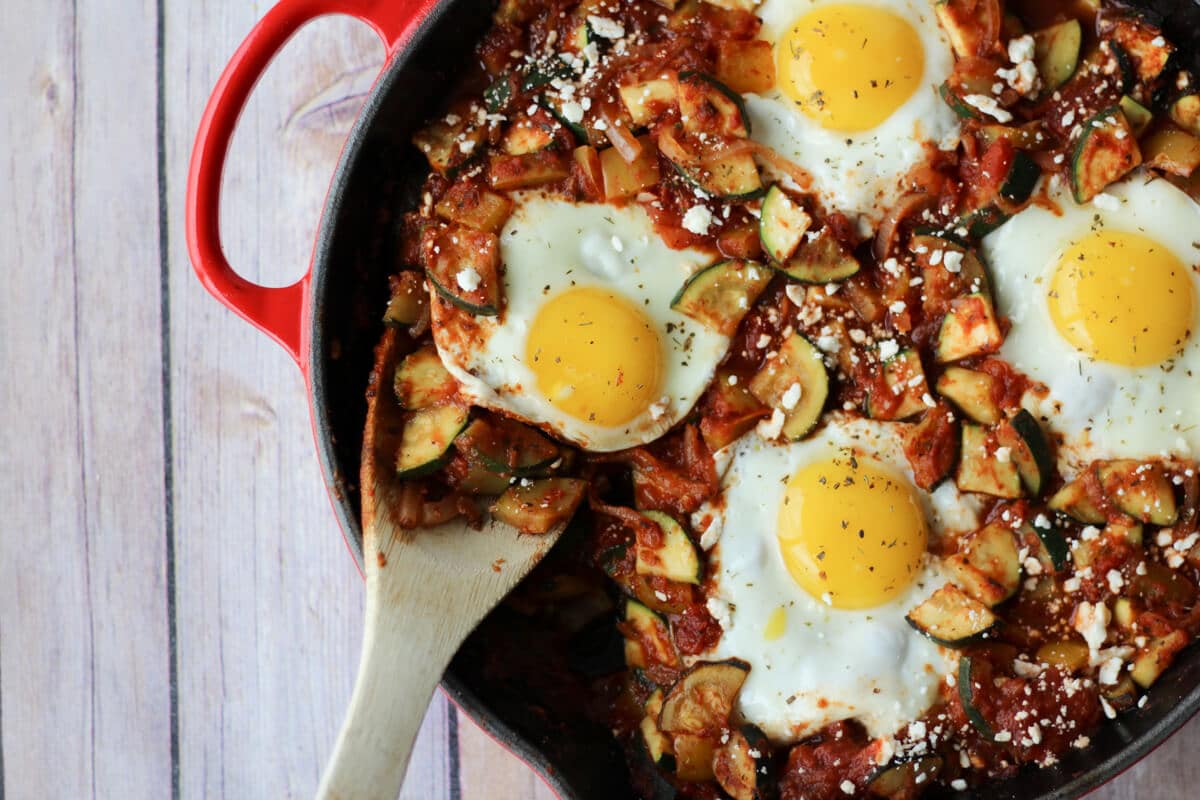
[0,0,1198,798]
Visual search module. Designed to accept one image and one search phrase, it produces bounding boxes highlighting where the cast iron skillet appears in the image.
[188,1,1200,797]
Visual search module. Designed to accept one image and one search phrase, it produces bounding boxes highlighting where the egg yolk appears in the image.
[526,287,663,427]
[777,453,928,609]
[1048,230,1195,367]
[776,4,925,133]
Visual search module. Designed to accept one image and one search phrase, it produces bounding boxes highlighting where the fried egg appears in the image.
[699,416,976,742]
[745,0,960,226]
[982,175,1200,472]
[432,193,732,452]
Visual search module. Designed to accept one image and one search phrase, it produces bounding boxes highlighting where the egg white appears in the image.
[432,193,730,452]
[982,174,1200,473]
[746,0,960,227]
[699,416,975,743]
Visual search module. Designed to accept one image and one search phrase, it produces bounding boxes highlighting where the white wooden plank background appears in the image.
[0,0,1197,797]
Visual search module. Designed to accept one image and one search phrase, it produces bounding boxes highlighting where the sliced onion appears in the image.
[874,191,935,261]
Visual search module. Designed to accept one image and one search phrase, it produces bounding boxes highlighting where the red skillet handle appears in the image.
[186,0,436,365]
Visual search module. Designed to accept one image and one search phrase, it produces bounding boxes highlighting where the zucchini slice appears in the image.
[678,71,751,138]
[759,185,812,264]
[1141,126,1200,177]
[957,423,1022,498]
[659,659,750,735]
[997,410,1054,496]
[599,135,661,200]
[748,334,830,440]
[539,95,588,143]
[412,110,486,176]
[395,405,470,479]
[699,368,768,452]
[1119,95,1154,138]
[640,689,677,771]
[382,271,428,329]
[501,114,558,156]
[455,460,512,496]
[1169,94,1200,137]
[1131,629,1189,688]
[1048,478,1107,524]
[393,343,457,410]
[867,349,928,421]
[1096,460,1178,525]
[457,417,560,477]
[488,149,572,191]
[636,510,702,585]
[716,39,776,95]
[866,756,944,798]
[435,182,514,233]
[958,656,996,739]
[672,152,764,200]
[957,205,1009,239]
[713,724,772,800]
[999,150,1040,207]
[1028,517,1070,572]
[1032,19,1082,92]
[938,81,981,120]
[673,734,717,782]
[492,477,588,534]
[1070,107,1142,204]
[623,599,679,669]
[425,226,502,316]
[520,55,574,92]
[935,294,1003,364]
[483,72,515,114]
[1103,14,1173,84]
[947,523,1021,607]
[671,260,773,336]
[776,227,861,284]
[619,78,679,128]
[936,366,1001,425]
[906,584,997,648]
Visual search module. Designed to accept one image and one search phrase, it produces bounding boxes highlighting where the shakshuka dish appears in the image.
[368,0,1200,796]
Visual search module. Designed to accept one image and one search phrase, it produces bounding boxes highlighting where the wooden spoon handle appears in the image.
[315,531,458,800]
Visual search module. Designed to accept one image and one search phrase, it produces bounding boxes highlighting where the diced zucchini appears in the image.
[673,734,716,782]
[455,460,511,495]
[905,584,997,648]
[957,423,1022,498]
[395,405,470,479]
[1029,517,1070,572]
[977,122,1048,150]
[1036,639,1090,672]
[672,152,764,200]
[1096,460,1178,525]
[619,78,678,127]
[947,522,1021,606]
[997,410,1054,496]
[866,756,944,798]
[716,39,775,95]
[775,228,860,284]
[520,55,574,92]
[678,71,751,138]
[383,271,428,328]
[539,95,588,142]
[935,294,1003,363]
[623,599,679,669]
[435,182,514,233]
[483,72,515,114]
[713,724,772,800]
[1131,629,1189,688]
[640,689,677,770]
[412,109,486,176]
[958,656,995,739]
[671,260,773,336]
[489,149,572,191]
[1103,14,1173,84]
[1114,597,1136,629]
[1119,95,1154,138]
[957,205,1010,239]
[699,369,768,452]
[493,477,588,534]
[759,185,812,264]
[636,510,702,585]
[457,417,560,477]
[1048,478,1107,525]
[935,0,999,59]
[938,81,981,120]
[748,334,829,440]
[936,366,1001,425]
[1070,107,1142,204]
[393,344,457,410]
[501,116,557,156]
[1032,19,1082,91]
[600,135,661,199]
[903,402,960,490]
[1142,126,1200,177]
[659,659,750,735]
[425,226,502,316]
[1170,94,1200,137]
[868,349,928,421]
[1103,674,1139,713]
[999,150,1040,206]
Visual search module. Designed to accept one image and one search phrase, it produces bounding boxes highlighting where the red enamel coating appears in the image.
[186,0,439,371]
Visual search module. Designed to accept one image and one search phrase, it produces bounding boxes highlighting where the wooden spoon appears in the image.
[316,329,563,800]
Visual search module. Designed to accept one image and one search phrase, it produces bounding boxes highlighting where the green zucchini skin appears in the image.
[958,656,996,740]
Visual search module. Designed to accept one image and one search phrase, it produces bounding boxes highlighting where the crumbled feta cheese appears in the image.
[994,446,1012,463]
[1106,569,1125,593]
[1099,657,1123,685]
[1092,192,1120,211]
[586,15,624,39]
[942,250,964,274]
[951,779,968,791]
[757,408,786,440]
[455,267,482,292]
[648,397,669,421]
[681,205,714,235]
[964,94,1013,123]
[780,382,803,411]
[840,780,856,795]
[785,283,807,308]
[559,100,584,124]
[1073,601,1111,654]
[878,339,900,361]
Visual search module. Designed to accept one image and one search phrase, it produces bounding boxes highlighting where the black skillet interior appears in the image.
[307,1,1200,797]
